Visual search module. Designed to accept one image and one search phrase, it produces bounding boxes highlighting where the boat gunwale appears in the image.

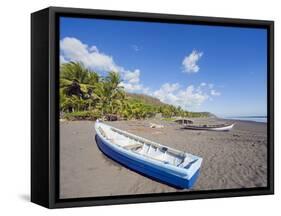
[95,121,203,178]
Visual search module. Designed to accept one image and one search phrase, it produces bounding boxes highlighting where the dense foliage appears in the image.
[60,62,209,120]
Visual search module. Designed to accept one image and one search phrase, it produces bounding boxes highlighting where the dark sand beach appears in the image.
[60,118,267,199]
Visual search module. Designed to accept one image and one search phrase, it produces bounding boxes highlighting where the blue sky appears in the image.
[60,17,267,117]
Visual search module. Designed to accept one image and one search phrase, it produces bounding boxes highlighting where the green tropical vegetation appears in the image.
[60,61,210,120]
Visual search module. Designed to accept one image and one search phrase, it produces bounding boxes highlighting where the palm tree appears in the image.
[92,71,125,117]
[86,72,100,85]
[60,96,76,112]
[92,82,108,115]
[119,99,133,119]
[59,62,210,120]
[61,62,88,83]
[105,71,121,89]
[105,71,125,101]
[60,61,100,86]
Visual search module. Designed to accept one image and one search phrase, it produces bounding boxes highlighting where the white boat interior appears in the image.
[97,124,196,168]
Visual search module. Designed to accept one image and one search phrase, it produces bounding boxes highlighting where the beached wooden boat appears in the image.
[95,120,203,189]
[183,123,235,131]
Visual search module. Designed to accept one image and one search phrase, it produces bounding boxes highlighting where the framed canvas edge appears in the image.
[42,6,274,208]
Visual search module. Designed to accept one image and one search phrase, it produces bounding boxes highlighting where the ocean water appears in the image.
[224,116,267,123]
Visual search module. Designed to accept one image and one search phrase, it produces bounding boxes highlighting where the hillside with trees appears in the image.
[60,61,210,121]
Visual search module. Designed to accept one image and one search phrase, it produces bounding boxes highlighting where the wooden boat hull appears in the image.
[95,121,202,189]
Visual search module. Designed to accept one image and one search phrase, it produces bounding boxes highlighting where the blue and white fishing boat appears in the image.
[95,120,203,189]
[183,123,235,131]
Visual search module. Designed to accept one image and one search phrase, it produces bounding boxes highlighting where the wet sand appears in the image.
[60,118,267,199]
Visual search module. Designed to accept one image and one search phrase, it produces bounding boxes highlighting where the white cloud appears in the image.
[211,89,221,96]
[60,37,147,92]
[151,82,221,110]
[152,83,208,109]
[142,87,151,94]
[120,70,145,92]
[155,83,180,94]
[60,55,67,64]
[120,71,150,93]
[178,86,209,107]
[124,69,140,84]
[89,45,99,52]
[131,45,140,52]
[182,50,203,73]
[60,37,220,109]
[153,83,180,104]
[60,37,120,72]
[119,82,144,92]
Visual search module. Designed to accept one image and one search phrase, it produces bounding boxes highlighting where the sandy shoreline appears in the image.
[60,118,267,199]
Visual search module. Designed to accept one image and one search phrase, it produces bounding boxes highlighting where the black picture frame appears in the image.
[31,6,274,209]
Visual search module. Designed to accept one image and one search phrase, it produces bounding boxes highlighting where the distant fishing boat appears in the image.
[95,120,203,189]
[183,123,235,131]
